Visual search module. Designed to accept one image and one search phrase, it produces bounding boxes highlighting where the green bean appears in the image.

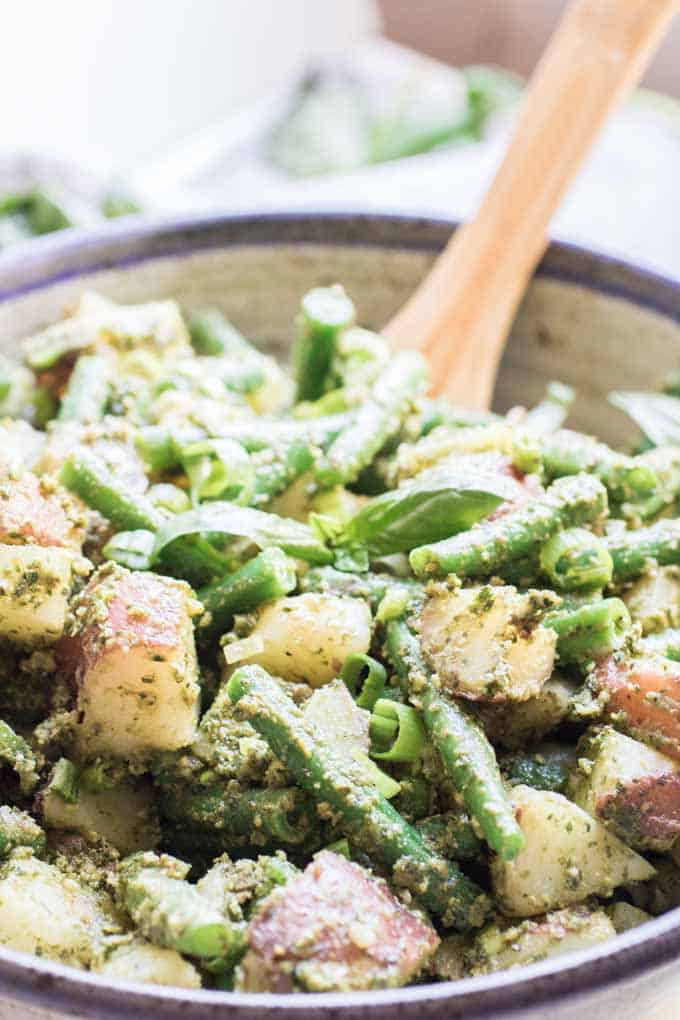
[189,310,258,358]
[57,355,110,423]
[410,474,607,580]
[315,350,427,487]
[294,286,355,401]
[540,527,613,591]
[384,617,523,861]
[227,665,489,930]
[607,519,680,581]
[60,449,231,585]
[539,429,658,502]
[118,853,246,962]
[415,811,482,861]
[146,483,191,515]
[524,381,575,433]
[544,597,631,664]
[0,805,45,858]
[300,566,419,612]
[197,548,297,641]
[156,780,316,847]
[251,439,315,506]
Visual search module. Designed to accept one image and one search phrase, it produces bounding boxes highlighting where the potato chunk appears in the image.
[0,854,119,967]
[71,565,200,758]
[469,907,615,974]
[238,851,438,992]
[491,786,655,916]
[240,593,372,686]
[623,567,680,635]
[594,654,680,760]
[0,468,82,550]
[41,779,160,854]
[98,939,201,988]
[570,726,680,851]
[420,585,556,702]
[0,544,74,645]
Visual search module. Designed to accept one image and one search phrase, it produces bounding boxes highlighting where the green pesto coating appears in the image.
[315,350,427,487]
[57,355,110,424]
[415,811,482,861]
[410,473,607,580]
[606,519,680,581]
[196,548,297,642]
[189,310,258,358]
[251,439,315,506]
[227,665,490,930]
[384,617,523,862]
[118,852,246,962]
[544,597,631,664]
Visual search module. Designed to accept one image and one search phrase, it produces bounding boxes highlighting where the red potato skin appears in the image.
[243,851,439,993]
[597,772,680,845]
[72,570,190,678]
[0,470,80,549]
[595,656,680,760]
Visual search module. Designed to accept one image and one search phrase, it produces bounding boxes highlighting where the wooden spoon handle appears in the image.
[384,0,679,409]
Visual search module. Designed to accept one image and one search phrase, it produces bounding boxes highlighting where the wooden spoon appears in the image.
[384,0,679,410]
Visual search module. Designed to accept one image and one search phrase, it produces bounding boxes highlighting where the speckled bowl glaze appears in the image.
[0,213,678,1020]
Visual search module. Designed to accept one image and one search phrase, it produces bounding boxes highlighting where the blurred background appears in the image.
[2,0,680,273]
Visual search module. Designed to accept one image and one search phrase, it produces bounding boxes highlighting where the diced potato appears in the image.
[238,851,439,992]
[474,675,576,750]
[0,419,45,472]
[0,854,119,967]
[71,566,201,758]
[420,585,556,702]
[98,939,202,988]
[41,779,160,854]
[491,786,655,917]
[594,654,680,760]
[623,567,680,635]
[429,934,469,982]
[267,473,316,522]
[0,468,82,550]
[0,544,74,645]
[606,901,652,934]
[570,726,680,851]
[239,593,372,687]
[469,907,615,974]
[303,680,370,756]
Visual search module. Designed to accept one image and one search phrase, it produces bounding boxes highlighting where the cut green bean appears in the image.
[301,565,419,612]
[540,527,613,591]
[384,617,523,861]
[294,286,355,401]
[189,310,258,358]
[315,350,427,487]
[251,438,315,506]
[227,665,489,930]
[607,519,680,581]
[118,853,247,962]
[415,811,482,861]
[197,548,297,641]
[57,355,110,423]
[539,429,658,502]
[410,473,607,580]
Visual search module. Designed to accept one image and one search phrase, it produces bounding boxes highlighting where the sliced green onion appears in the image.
[103,529,155,571]
[370,699,427,763]
[340,653,387,710]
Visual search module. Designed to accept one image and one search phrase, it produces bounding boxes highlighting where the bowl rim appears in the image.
[0,209,679,1018]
